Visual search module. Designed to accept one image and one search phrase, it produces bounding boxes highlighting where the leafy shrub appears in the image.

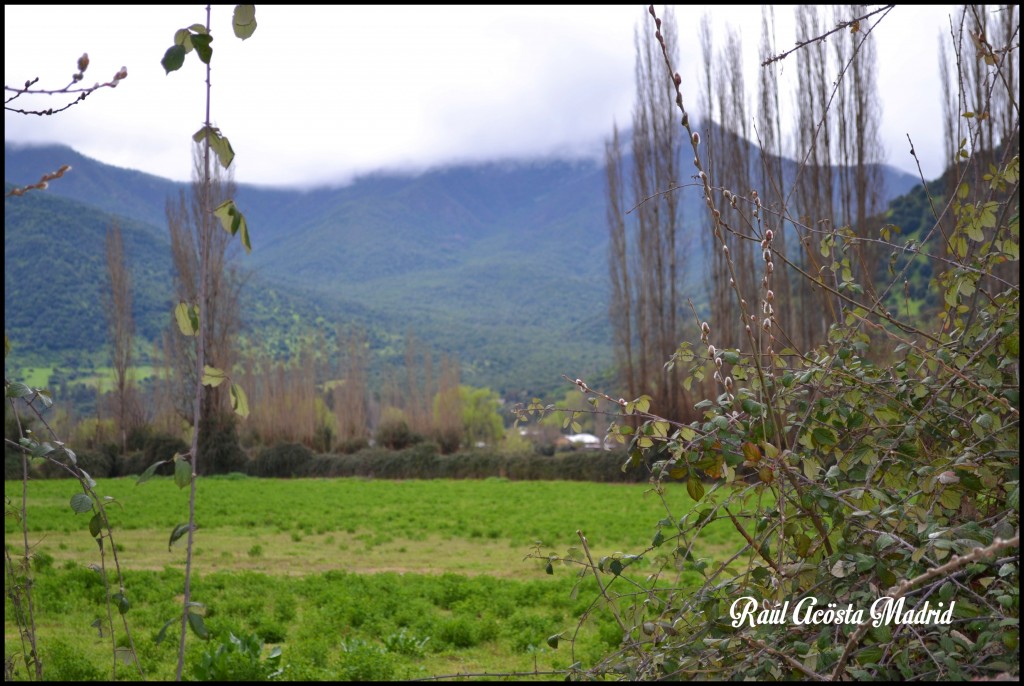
[40,640,104,681]
[382,629,431,657]
[143,432,188,464]
[436,616,486,649]
[337,638,394,681]
[198,413,249,476]
[374,412,419,450]
[433,425,462,454]
[31,550,55,573]
[125,424,153,452]
[248,443,313,478]
[335,436,369,454]
[192,631,282,682]
[118,450,173,477]
[34,449,112,479]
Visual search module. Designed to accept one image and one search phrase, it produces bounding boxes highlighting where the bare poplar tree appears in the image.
[700,18,758,352]
[606,7,689,421]
[334,328,370,442]
[757,6,797,348]
[832,4,884,298]
[433,354,462,453]
[104,222,137,452]
[792,5,842,348]
[166,143,242,424]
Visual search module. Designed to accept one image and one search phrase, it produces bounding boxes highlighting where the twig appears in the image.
[761,5,895,66]
[831,533,1020,681]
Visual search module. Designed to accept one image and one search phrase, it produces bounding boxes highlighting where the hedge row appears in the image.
[6,443,649,483]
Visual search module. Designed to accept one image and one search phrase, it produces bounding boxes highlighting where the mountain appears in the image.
[4,138,920,402]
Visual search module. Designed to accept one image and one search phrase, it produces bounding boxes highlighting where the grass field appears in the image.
[5,476,745,680]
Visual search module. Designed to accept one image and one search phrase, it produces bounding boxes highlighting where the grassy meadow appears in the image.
[5,476,745,680]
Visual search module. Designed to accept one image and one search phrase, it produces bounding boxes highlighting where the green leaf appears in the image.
[155,618,177,645]
[546,633,561,649]
[202,365,228,387]
[169,523,191,551]
[174,28,194,52]
[174,455,192,489]
[213,200,252,253]
[965,220,985,242]
[652,528,665,547]
[89,512,102,538]
[686,477,705,501]
[161,44,186,73]
[722,350,741,365]
[188,611,211,640]
[741,399,764,417]
[230,382,250,419]
[112,592,130,615]
[70,493,93,514]
[233,5,258,39]
[193,126,235,169]
[174,302,199,337]
[191,33,213,64]
[136,460,168,485]
[812,427,837,448]
[210,132,235,169]
[6,381,33,399]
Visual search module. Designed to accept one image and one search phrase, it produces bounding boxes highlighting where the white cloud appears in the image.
[5,5,957,187]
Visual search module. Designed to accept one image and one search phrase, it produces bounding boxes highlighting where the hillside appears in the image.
[4,139,920,402]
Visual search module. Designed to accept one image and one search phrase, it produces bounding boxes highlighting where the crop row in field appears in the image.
[5,476,746,680]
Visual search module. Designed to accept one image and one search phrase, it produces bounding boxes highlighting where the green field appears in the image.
[5,476,743,680]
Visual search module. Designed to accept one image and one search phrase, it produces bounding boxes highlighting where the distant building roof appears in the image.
[565,433,601,445]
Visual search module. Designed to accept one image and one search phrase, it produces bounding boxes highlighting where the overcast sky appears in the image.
[5,5,958,189]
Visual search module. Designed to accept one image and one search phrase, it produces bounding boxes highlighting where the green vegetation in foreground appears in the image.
[5,476,745,573]
[5,476,745,680]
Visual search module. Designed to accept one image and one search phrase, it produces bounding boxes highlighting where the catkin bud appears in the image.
[701,321,711,336]
[673,72,681,87]
[765,289,775,302]
[724,376,734,391]
[692,132,700,146]
[707,345,716,358]
[765,229,774,242]
[767,262,774,274]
